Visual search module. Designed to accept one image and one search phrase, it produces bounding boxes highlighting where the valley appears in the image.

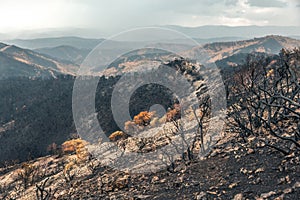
[0,33,300,199]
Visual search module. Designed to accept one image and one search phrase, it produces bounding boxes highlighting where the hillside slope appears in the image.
[0,43,78,78]
[89,35,300,77]
[200,35,300,63]
[0,130,299,199]
[35,45,91,65]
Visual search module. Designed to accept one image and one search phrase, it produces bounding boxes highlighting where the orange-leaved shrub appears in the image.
[133,111,155,126]
[166,104,181,122]
[62,138,89,181]
[109,131,129,142]
[62,138,87,155]
[63,138,90,162]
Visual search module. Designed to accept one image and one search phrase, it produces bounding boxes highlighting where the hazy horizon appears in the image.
[1,25,300,41]
[0,0,299,39]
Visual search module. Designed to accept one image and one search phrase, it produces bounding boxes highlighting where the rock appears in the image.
[135,195,152,199]
[285,152,295,158]
[233,193,243,200]
[105,185,113,192]
[160,178,166,183]
[293,181,300,188]
[102,175,110,184]
[252,177,261,184]
[256,141,265,147]
[229,182,238,189]
[283,188,293,194]
[247,148,255,154]
[176,175,184,183]
[233,146,239,151]
[247,136,256,142]
[196,191,207,200]
[278,166,284,172]
[278,177,285,185]
[260,191,276,198]
[240,167,252,174]
[240,168,247,174]
[151,176,159,183]
[207,191,217,195]
[274,194,284,200]
[210,151,217,157]
[285,175,291,184]
[254,167,264,174]
[115,175,129,189]
[279,175,291,184]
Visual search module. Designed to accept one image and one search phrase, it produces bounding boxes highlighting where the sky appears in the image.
[0,0,299,37]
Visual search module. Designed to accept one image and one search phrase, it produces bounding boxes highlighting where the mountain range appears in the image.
[0,33,300,194]
[94,35,300,75]
[199,35,300,62]
[5,36,103,49]
[1,25,300,40]
[1,24,300,199]
[161,25,300,39]
[0,34,300,199]
[1,35,300,79]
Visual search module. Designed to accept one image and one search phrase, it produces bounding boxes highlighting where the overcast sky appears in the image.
[0,0,299,36]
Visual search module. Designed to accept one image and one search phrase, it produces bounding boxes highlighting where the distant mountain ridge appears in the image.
[1,35,299,79]
[93,35,300,76]
[162,25,300,39]
[5,36,103,49]
[35,45,91,65]
[198,35,300,63]
[1,25,300,41]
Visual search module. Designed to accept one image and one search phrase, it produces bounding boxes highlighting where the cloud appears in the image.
[225,0,239,6]
[0,0,298,35]
[247,0,287,8]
